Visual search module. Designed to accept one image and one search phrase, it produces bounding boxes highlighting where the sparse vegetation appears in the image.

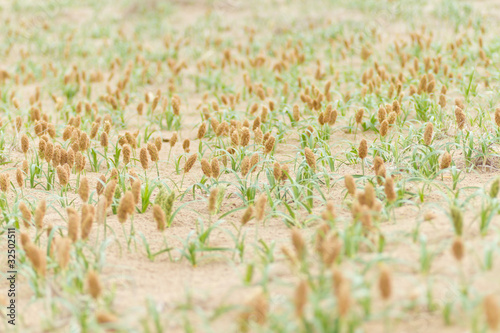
[1,0,500,332]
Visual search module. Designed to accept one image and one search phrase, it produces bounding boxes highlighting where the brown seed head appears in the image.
[304,147,316,170]
[170,133,178,147]
[211,158,220,178]
[34,199,46,229]
[358,139,368,159]
[255,193,267,221]
[241,156,250,177]
[455,107,466,130]
[273,162,282,181]
[345,174,356,195]
[19,201,32,228]
[25,243,46,276]
[452,237,464,262]
[440,151,452,169]
[182,139,190,153]
[131,179,141,205]
[67,207,80,242]
[384,177,397,202]
[208,188,218,215]
[56,165,69,186]
[122,144,131,165]
[264,135,275,154]
[153,204,166,231]
[484,294,500,330]
[380,120,389,137]
[424,123,433,145]
[294,280,308,317]
[16,168,23,188]
[155,136,162,152]
[200,158,211,178]
[104,180,117,208]
[147,142,159,162]
[355,108,364,125]
[197,122,207,140]
[87,270,102,299]
[378,265,392,300]
[241,205,254,225]
[21,134,29,154]
[140,148,149,170]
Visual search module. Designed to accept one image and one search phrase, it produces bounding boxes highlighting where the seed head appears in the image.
[200,158,212,178]
[424,123,433,145]
[241,128,250,146]
[122,144,131,165]
[25,243,46,276]
[291,228,306,258]
[358,139,368,159]
[495,108,500,127]
[484,294,500,330]
[373,156,384,175]
[153,204,166,231]
[293,104,300,122]
[440,151,452,169]
[87,270,102,299]
[294,280,308,317]
[251,127,261,145]
[197,122,207,140]
[451,237,464,262]
[208,188,218,215]
[380,120,389,137]
[104,180,117,208]
[21,134,29,154]
[132,179,141,205]
[384,177,396,202]
[364,183,375,208]
[355,108,364,125]
[56,165,68,186]
[147,142,159,162]
[387,112,397,125]
[19,201,32,228]
[241,205,253,225]
[455,107,466,130]
[272,162,282,181]
[16,168,23,188]
[155,136,162,152]
[170,133,178,148]
[211,158,220,178]
[344,175,356,195]
[264,135,275,154]
[100,132,108,148]
[117,191,134,223]
[79,176,89,202]
[184,154,197,173]
[67,207,80,242]
[22,160,29,175]
[140,148,149,170]
[378,107,387,123]
[182,139,190,153]
[378,265,392,300]
[45,141,54,162]
[255,193,267,221]
[337,280,351,317]
[34,199,46,229]
[439,94,447,108]
[241,156,250,177]
[304,147,316,170]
